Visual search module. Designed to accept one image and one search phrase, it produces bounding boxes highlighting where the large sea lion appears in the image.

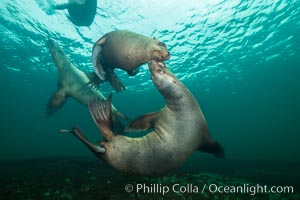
[54,0,97,26]
[91,30,171,92]
[61,60,224,176]
[46,39,130,131]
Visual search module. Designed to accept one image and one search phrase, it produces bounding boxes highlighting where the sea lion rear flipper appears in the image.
[124,112,159,133]
[107,69,126,92]
[45,90,67,117]
[60,125,106,157]
[198,138,225,158]
[88,93,115,141]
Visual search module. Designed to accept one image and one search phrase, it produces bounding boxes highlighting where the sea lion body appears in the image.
[65,61,224,176]
[92,30,170,91]
[46,39,129,128]
[98,31,169,72]
[54,0,97,26]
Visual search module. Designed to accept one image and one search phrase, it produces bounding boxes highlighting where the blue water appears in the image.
[0,0,300,165]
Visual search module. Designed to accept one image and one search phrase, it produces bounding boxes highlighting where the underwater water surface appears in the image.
[0,0,300,199]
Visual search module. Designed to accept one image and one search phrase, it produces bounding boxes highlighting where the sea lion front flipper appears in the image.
[197,136,225,158]
[84,72,103,89]
[111,111,133,134]
[45,90,67,117]
[107,68,126,92]
[127,68,139,76]
[60,125,106,157]
[88,93,115,141]
[54,3,69,10]
[124,112,159,133]
[92,38,106,81]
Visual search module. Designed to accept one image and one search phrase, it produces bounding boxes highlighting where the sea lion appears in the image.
[61,60,224,176]
[46,39,130,131]
[54,0,97,26]
[91,30,171,92]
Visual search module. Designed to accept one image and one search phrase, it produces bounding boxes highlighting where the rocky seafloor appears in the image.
[0,157,299,200]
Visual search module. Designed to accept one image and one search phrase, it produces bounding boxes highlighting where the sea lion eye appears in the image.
[159,42,166,47]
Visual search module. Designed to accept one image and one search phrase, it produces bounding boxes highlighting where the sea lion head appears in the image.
[148,61,182,100]
[47,39,70,68]
[150,38,171,62]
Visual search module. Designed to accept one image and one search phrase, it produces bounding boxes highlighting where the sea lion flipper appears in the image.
[124,112,159,133]
[83,72,103,89]
[88,94,115,141]
[60,125,106,156]
[127,68,139,76]
[107,69,126,92]
[54,3,69,10]
[92,36,107,82]
[111,113,133,134]
[92,39,106,81]
[198,140,225,158]
[45,90,67,117]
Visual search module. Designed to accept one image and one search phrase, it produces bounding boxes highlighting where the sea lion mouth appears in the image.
[157,61,166,68]
[148,61,166,72]
[149,61,177,94]
[148,61,167,82]
[152,50,171,62]
[165,52,171,60]
[157,52,171,62]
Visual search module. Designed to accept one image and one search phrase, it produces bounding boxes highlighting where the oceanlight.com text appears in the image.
[124,183,294,196]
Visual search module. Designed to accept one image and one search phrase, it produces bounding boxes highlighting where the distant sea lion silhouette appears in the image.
[46,39,130,131]
[61,61,224,176]
[91,30,171,92]
[54,0,97,26]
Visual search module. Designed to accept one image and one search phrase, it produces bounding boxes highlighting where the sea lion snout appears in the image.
[153,40,171,62]
[47,39,55,51]
[148,60,165,72]
[47,39,72,71]
[163,51,171,60]
[47,39,61,57]
[148,61,176,90]
[154,49,171,61]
